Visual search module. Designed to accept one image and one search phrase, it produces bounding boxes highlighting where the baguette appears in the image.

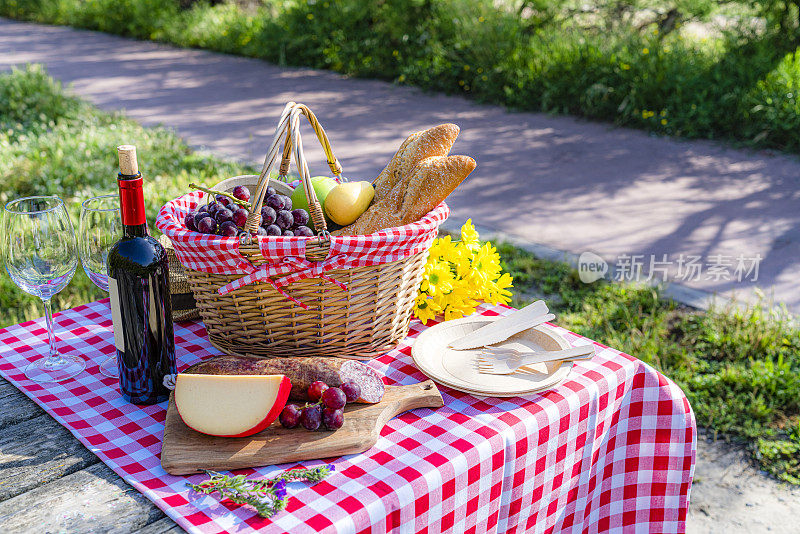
[399,154,476,224]
[372,124,460,202]
[334,124,475,236]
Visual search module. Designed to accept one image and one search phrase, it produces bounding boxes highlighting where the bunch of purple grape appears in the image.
[183,185,313,237]
[256,186,313,237]
[279,380,361,431]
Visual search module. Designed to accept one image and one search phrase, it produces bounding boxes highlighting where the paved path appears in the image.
[3,18,800,313]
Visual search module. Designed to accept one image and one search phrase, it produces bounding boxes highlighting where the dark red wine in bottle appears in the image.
[107,145,176,405]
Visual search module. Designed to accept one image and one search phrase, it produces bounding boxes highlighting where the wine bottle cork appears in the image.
[117,145,139,175]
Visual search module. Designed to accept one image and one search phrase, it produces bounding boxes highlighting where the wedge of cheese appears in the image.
[175,373,291,437]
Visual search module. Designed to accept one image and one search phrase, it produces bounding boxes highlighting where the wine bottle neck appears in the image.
[118,172,148,237]
[123,223,148,238]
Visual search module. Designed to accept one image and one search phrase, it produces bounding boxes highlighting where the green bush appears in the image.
[4,0,800,152]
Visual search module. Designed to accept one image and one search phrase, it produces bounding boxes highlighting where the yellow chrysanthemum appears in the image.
[484,272,513,305]
[444,305,467,321]
[415,221,513,323]
[453,243,474,278]
[414,294,439,325]
[442,283,479,319]
[460,219,480,250]
[428,235,458,261]
[468,242,502,284]
[420,259,454,296]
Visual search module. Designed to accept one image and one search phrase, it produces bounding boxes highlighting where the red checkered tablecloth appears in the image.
[0,300,695,533]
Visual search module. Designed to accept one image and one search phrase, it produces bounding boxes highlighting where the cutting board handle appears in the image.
[375,380,444,431]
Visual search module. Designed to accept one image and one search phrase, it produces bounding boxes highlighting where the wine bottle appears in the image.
[107,145,176,405]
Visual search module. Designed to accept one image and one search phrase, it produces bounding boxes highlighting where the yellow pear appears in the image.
[324,181,376,225]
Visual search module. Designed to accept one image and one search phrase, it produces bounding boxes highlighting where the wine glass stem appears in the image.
[41,297,60,364]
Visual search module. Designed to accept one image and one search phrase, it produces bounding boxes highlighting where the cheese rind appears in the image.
[175,373,291,437]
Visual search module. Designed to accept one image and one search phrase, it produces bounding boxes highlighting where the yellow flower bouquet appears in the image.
[414,219,514,324]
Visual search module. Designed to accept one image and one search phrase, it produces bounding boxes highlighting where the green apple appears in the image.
[290,176,338,230]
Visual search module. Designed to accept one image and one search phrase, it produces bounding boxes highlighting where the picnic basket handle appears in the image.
[277,104,343,181]
[244,102,342,239]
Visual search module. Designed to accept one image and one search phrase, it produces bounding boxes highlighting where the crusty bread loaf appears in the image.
[334,123,474,236]
[372,124,460,202]
[398,154,475,224]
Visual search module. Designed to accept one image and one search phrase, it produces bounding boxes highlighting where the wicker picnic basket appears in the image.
[157,102,446,359]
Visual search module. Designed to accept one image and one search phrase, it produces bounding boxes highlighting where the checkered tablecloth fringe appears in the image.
[0,302,695,533]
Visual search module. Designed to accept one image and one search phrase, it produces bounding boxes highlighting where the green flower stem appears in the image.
[189,182,251,209]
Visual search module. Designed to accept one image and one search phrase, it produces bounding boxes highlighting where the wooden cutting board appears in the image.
[161,380,444,475]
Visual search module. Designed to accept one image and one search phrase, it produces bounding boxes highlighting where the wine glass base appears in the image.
[99,356,119,379]
[24,354,85,383]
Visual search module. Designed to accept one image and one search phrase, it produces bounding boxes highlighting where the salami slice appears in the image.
[339,360,385,403]
[183,356,385,403]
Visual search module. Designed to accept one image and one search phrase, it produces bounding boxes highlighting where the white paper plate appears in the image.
[411,315,573,397]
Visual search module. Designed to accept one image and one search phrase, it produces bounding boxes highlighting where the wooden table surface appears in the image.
[0,377,184,533]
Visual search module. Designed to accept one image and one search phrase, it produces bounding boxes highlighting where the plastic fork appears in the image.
[476,345,595,375]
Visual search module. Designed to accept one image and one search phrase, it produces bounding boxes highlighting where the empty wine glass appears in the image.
[79,194,122,378]
[2,196,85,382]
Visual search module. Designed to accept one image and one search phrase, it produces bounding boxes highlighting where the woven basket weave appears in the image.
[159,235,200,323]
[175,103,438,359]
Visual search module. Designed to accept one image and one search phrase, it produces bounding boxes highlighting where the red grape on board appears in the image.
[322,407,344,430]
[341,381,361,404]
[322,387,346,410]
[279,404,301,429]
[308,381,329,402]
[300,405,322,431]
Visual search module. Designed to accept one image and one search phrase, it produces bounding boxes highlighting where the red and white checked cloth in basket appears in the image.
[0,301,696,533]
[156,191,448,306]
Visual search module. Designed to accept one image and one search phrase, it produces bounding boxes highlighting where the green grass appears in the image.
[498,243,800,485]
[4,0,800,152]
[0,64,253,325]
[1,65,799,484]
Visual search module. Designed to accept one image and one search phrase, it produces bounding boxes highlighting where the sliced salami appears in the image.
[183,355,385,403]
[339,360,385,404]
